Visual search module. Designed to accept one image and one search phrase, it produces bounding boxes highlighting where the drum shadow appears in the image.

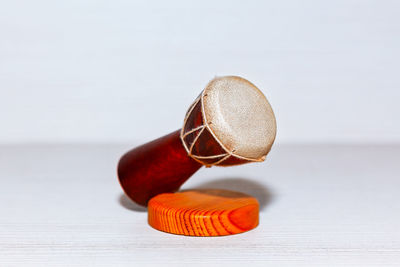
[119,193,147,212]
[190,177,274,211]
[118,177,273,212]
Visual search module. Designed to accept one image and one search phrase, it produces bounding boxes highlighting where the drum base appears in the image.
[147,189,259,236]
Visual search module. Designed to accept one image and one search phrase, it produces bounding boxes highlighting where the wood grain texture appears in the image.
[148,189,259,236]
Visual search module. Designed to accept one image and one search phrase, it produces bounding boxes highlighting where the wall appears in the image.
[1,0,399,144]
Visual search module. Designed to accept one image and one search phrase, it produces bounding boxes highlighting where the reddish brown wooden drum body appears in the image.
[118,76,276,207]
[117,130,202,206]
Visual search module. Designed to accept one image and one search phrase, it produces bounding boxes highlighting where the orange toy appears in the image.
[148,189,259,236]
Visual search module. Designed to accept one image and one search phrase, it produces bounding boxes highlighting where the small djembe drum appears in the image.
[118,76,276,236]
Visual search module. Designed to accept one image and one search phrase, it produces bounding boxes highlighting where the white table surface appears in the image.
[0,144,399,266]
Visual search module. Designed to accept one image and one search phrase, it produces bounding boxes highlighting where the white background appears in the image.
[1,2,400,266]
[1,0,399,144]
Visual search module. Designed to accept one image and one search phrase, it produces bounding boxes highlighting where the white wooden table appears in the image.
[1,144,399,266]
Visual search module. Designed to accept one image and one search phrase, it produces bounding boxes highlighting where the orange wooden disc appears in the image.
[148,189,259,236]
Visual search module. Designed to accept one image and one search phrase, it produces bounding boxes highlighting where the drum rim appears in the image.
[181,76,276,166]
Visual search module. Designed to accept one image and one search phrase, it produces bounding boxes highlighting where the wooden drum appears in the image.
[118,76,276,206]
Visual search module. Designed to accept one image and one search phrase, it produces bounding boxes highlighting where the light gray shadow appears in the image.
[118,177,273,212]
[118,193,147,212]
[192,177,274,211]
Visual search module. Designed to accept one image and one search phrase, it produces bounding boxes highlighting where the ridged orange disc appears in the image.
[147,189,259,236]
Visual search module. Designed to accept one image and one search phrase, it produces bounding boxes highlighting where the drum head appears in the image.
[202,76,276,160]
